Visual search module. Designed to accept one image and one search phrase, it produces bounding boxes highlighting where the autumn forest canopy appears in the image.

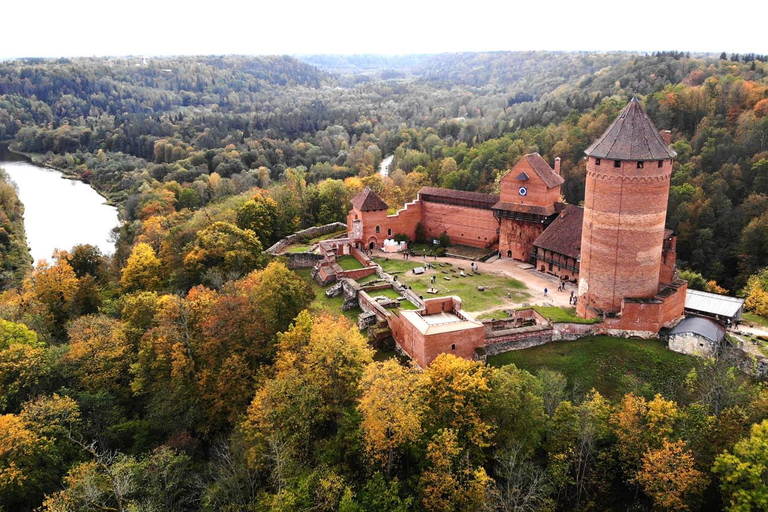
[0,51,768,511]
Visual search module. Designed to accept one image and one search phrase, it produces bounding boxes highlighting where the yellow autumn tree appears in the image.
[358,360,424,473]
[419,428,491,512]
[634,439,707,511]
[121,243,162,292]
[63,315,132,393]
[612,393,680,479]
[243,313,373,466]
[422,353,495,452]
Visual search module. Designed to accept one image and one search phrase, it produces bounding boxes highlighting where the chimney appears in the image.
[554,157,561,175]
[660,130,672,145]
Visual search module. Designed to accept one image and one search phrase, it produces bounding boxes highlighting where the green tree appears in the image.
[713,419,768,511]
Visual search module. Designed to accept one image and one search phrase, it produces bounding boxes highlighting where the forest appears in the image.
[0,51,767,511]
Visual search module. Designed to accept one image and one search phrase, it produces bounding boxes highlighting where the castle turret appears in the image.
[577,97,677,317]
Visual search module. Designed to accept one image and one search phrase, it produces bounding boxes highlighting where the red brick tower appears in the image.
[577,98,677,317]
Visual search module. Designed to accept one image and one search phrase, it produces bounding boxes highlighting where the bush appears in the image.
[414,222,426,244]
[438,231,450,248]
[435,247,447,257]
[393,233,410,243]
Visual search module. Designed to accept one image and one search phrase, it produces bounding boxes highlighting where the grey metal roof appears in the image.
[685,289,745,318]
[585,97,677,161]
[670,316,725,343]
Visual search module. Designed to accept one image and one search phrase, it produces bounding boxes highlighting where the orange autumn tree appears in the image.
[634,439,707,511]
[611,393,680,479]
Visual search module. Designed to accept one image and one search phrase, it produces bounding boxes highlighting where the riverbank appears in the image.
[0,158,120,263]
[0,144,119,206]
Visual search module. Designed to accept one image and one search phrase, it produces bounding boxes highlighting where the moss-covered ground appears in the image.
[487,336,694,400]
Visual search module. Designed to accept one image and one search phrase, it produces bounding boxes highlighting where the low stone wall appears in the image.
[484,325,554,355]
[281,252,325,269]
[266,222,347,255]
[552,322,598,341]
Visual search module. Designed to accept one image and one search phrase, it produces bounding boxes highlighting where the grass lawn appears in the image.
[744,312,768,329]
[307,229,346,243]
[476,310,511,321]
[284,244,314,253]
[445,244,495,260]
[531,306,601,324]
[373,257,423,274]
[367,287,420,310]
[487,336,694,400]
[293,269,361,322]
[336,255,365,270]
[357,274,383,285]
[398,269,529,312]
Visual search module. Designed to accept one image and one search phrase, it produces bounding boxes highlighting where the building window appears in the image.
[595,158,601,165]
[613,160,621,168]
[637,161,644,169]
[375,225,380,234]
[388,228,392,236]
[451,344,456,350]
[658,160,664,168]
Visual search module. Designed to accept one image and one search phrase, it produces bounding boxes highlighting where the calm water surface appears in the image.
[0,161,119,263]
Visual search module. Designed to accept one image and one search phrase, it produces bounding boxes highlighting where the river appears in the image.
[0,155,119,264]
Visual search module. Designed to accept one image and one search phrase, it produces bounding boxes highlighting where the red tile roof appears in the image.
[522,153,565,189]
[418,187,499,207]
[585,97,677,161]
[351,187,389,211]
[533,204,583,259]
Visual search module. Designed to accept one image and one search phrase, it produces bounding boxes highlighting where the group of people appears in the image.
[543,283,578,305]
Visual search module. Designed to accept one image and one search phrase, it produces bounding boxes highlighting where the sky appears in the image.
[1,0,766,59]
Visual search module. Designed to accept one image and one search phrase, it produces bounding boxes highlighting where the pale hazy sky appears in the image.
[1,0,766,59]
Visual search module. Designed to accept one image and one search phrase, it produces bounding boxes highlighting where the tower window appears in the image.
[388,228,392,236]
[613,160,621,168]
[451,344,456,350]
[637,161,644,169]
[595,158,601,165]
[375,225,380,234]
[658,160,663,168]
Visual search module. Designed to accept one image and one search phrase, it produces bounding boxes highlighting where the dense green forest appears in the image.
[1,51,768,511]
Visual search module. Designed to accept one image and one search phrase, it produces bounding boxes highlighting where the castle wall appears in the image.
[499,220,545,261]
[347,201,423,248]
[578,157,673,314]
[420,201,498,248]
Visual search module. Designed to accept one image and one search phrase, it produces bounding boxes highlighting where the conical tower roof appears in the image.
[585,97,677,161]
[351,187,389,211]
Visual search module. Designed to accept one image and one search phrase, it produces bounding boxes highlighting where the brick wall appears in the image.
[421,201,499,248]
[348,200,422,248]
[499,220,545,261]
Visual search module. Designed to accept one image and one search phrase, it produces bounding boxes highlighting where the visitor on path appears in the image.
[544,287,548,297]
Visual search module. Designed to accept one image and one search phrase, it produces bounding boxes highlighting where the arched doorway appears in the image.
[367,237,378,250]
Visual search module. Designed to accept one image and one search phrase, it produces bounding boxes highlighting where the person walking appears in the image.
[544,287,548,297]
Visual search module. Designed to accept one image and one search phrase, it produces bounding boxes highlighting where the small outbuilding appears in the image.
[684,289,744,325]
[668,316,726,357]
